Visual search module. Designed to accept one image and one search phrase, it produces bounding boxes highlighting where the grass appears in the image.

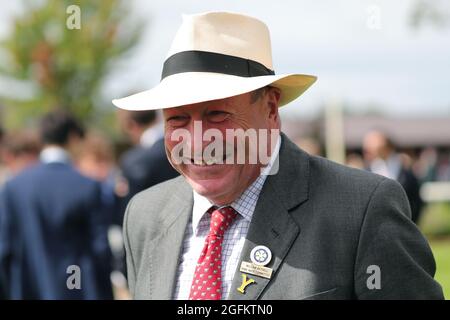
[420,203,450,237]
[429,239,450,299]
[419,202,450,299]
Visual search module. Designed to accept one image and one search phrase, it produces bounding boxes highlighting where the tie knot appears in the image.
[209,206,238,237]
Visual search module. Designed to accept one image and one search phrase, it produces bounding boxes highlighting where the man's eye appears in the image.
[207,111,230,123]
[167,116,189,127]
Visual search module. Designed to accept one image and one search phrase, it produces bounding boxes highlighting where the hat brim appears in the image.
[112,72,316,111]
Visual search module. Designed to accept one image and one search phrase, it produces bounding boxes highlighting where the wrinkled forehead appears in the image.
[163,92,253,116]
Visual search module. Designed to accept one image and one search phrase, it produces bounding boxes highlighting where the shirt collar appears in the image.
[191,135,281,235]
[140,123,164,148]
[39,146,71,164]
[370,153,402,180]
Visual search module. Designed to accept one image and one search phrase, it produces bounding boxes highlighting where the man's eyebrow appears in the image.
[168,114,188,117]
[206,109,229,113]
[166,114,189,120]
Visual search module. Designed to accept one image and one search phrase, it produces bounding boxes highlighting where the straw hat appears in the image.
[112,11,317,110]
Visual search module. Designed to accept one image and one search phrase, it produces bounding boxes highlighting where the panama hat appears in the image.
[112,11,317,110]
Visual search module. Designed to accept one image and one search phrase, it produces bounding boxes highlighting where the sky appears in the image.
[1,0,450,118]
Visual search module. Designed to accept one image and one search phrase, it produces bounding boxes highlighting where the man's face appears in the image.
[163,88,280,205]
[363,131,389,162]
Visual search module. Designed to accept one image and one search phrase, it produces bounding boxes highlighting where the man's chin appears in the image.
[186,176,231,201]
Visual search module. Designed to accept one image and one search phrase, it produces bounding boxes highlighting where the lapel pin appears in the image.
[239,245,274,279]
[250,245,272,266]
[237,273,255,294]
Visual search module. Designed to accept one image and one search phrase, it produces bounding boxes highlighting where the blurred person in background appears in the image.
[294,136,322,156]
[363,130,423,224]
[75,131,123,225]
[415,147,439,183]
[74,131,130,299]
[75,131,116,183]
[0,130,41,185]
[117,109,179,211]
[435,151,450,181]
[0,110,113,299]
[0,126,6,186]
[346,153,365,170]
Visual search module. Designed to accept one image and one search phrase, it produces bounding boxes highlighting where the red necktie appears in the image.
[189,206,238,300]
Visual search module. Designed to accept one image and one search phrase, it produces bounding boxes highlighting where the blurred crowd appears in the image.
[1,109,448,299]
[0,109,178,299]
[297,131,450,224]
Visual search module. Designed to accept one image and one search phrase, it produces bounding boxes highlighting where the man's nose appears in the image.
[186,119,210,157]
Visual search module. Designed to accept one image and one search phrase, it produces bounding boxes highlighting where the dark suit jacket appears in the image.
[0,162,113,299]
[123,133,443,299]
[120,138,179,204]
[397,168,423,223]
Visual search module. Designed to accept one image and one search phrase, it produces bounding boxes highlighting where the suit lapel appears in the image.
[227,133,310,300]
[227,182,301,300]
[148,178,193,299]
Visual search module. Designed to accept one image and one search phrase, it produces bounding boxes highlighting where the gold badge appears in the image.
[237,273,255,294]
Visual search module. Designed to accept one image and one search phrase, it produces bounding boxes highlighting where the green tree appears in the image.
[410,0,450,30]
[0,0,142,129]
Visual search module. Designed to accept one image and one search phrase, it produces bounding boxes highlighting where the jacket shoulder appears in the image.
[309,154,388,194]
[124,175,190,227]
[304,154,406,226]
[131,175,188,206]
[5,163,100,198]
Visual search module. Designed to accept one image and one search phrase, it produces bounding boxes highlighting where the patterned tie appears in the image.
[189,206,238,300]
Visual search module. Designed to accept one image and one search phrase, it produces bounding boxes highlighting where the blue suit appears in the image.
[0,162,113,299]
[118,138,179,226]
[121,138,179,199]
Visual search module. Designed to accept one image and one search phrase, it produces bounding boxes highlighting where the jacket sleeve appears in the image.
[353,178,444,299]
[123,196,136,298]
[0,187,11,299]
[85,181,113,299]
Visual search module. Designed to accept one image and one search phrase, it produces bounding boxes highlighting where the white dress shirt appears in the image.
[173,137,281,299]
[39,146,71,164]
[370,154,402,180]
[140,123,164,148]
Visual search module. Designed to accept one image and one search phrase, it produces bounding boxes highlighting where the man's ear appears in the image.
[265,87,281,125]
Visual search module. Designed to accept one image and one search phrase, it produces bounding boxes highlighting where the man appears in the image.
[113,12,443,300]
[0,111,113,299]
[363,130,424,224]
[118,109,179,205]
[0,130,41,184]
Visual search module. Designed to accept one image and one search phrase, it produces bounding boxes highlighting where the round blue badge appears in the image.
[250,245,272,266]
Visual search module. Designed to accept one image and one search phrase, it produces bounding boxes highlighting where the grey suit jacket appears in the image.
[123,133,444,300]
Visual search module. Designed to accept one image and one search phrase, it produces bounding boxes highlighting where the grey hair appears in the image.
[250,86,270,104]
